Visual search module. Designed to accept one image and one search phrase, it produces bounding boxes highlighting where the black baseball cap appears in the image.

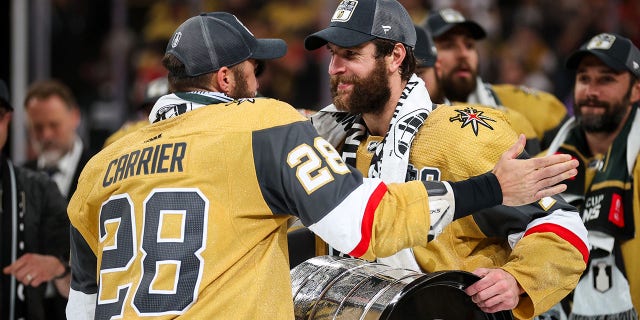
[566,33,640,79]
[414,25,437,67]
[304,0,416,50]
[0,79,13,111]
[166,12,287,77]
[427,8,486,40]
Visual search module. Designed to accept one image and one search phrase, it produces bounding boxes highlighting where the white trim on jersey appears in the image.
[67,288,96,320]
[308,178,385,255]
[518,208,590,263]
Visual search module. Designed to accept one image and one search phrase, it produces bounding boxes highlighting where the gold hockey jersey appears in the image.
[67,97,440,319]
[353,105,588,319]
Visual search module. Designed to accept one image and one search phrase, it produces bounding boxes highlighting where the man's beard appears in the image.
[40,150,65,168]
[429,76,446,104]
[574,86,632,133]
[33,141,67,167]
[440,63,477,102]
[330,59,390,115]
[229,67,256,99]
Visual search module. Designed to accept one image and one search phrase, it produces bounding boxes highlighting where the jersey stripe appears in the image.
[308,178,386,256]
[348,182,388,257]
[523,210,590,264]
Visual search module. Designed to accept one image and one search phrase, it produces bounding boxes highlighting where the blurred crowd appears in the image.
[32,0,640,152]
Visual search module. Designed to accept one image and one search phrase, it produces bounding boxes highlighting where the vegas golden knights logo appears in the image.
[449,107,496,136]
[332,0,358,22]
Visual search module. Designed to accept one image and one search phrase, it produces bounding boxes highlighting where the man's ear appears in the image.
[631,78,640,104]
[388,43,406,74]
[216,67,232,94]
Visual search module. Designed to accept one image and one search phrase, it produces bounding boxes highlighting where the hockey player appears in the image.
[426,8,569,153]
[307,0,588,318]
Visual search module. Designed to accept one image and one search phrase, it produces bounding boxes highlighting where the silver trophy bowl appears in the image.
[291,255,514,320]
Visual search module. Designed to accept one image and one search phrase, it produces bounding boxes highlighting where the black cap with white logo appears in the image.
[426,8,486,40]
[304,0,416,50]
[566,33,640,79]
[166,12,287,77]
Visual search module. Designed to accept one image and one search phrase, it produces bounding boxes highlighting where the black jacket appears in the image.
[1,161,70,320]
[24,147,92,200]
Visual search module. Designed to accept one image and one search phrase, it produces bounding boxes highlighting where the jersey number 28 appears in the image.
[96,189,207,319]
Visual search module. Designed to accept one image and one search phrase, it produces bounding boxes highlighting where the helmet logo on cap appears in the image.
[587,33,616,51]
[331,0,358,22]
[440,9,466,23]
[171,32,182,48]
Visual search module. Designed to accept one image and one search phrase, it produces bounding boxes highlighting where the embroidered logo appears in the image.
[449,107,496,136]
[538,197,557,211]
[440,8,466,23]
[171,32,182,48]
[382,25,392,34]
[586,33,616,51]
[331,0,358,22]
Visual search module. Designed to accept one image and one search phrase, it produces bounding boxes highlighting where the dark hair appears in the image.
[24,79,77,110]
[372,38,416,82]
[162,54,215,92]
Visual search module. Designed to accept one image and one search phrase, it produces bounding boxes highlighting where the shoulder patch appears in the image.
[449,107,496,136]
[516,85,541,97]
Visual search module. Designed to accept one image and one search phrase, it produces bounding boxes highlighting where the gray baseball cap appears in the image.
[414,25,437,67]
[566,33,640,79]
[166,12,287,77]
[304,0,416,50]
[427,8,486,40]
[0,79,13,111]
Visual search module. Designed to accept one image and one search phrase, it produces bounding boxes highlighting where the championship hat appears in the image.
[304,0,417,50]
[414,25,437,68]
[566,33,640,79]
[166,12,287,77]
[0,79,13,111]
[427,8,486,40]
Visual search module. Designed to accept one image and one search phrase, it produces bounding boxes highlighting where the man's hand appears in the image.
[3,253,66,287]
[493,134,578,206]
[465,268,523,313]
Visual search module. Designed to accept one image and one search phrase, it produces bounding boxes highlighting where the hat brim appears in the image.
[432,21,486,40]
[566,50,628,72]
[305,27,376,50]
[253,38,288,60]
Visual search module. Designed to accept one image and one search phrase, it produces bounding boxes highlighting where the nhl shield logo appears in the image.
[587,33,616,51]
[171,32,182,48]
[440,8,466,23]
[332,0,358,22]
